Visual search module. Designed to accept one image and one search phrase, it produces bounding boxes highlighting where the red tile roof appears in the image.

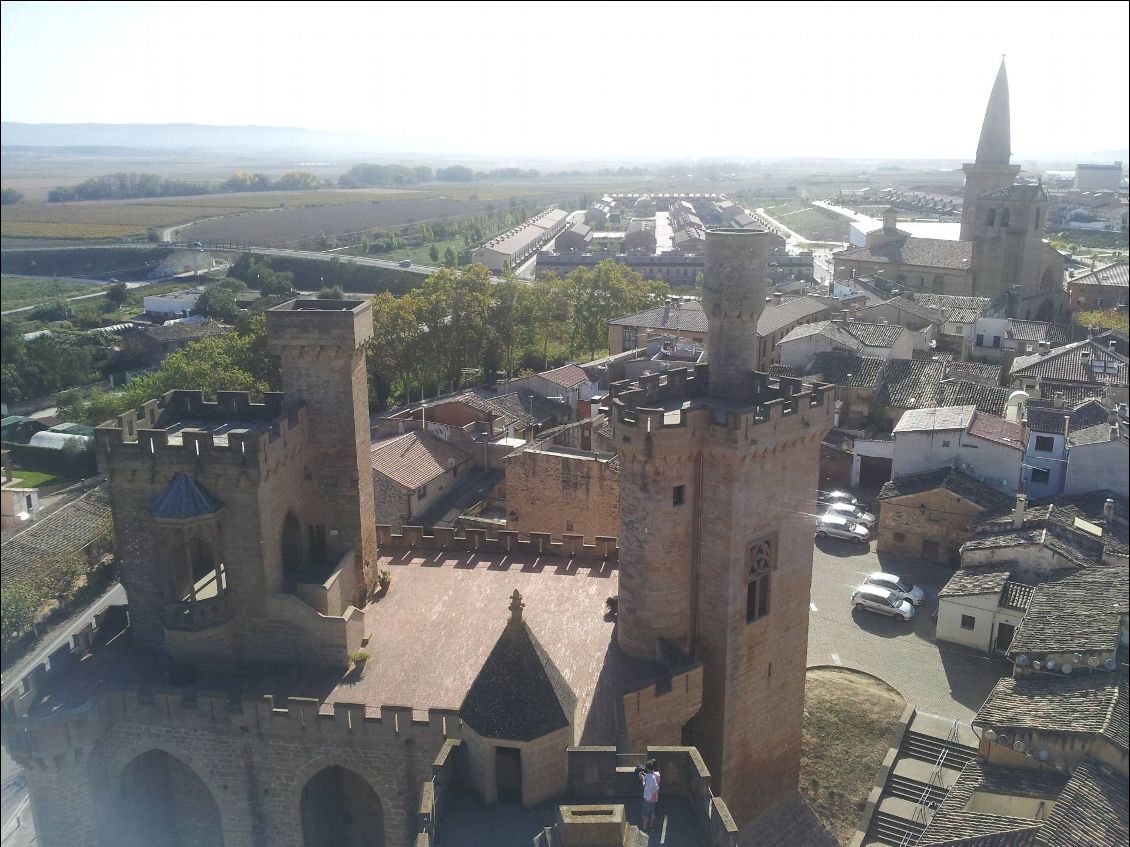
[968,410,1028,450]
[540,363,590,389]
[370,431,472,490]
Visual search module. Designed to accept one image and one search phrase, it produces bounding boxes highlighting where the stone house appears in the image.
[1021,397,1111,499]
[121,320,231,367]
[876,467,1013,564]
[1009,338,1128,405]
[1068,261,1128,311]
[371,430,475,531]
[777,319,913,368]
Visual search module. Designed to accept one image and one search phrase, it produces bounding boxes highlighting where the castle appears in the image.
[2,231,834,846]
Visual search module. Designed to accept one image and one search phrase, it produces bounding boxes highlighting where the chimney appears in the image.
[1063,415,1070,439]
[772,291,783,306]
[1111,341,1118,353]
[1053,391,1065,410]
[1012,493,1027,530]
[1104,498,1115,523]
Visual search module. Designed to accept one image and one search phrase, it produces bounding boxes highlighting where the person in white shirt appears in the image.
[639,760,661,832]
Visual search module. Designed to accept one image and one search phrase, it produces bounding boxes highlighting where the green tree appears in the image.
[566,260,668,358]
[1,582,38,642]
[105,282,129,308]
[318,285,344,299]
[429,245,440,263]
[1,188,24,205]
[368,291,425,407]
[443,246,458,267]
[193,287,239,322]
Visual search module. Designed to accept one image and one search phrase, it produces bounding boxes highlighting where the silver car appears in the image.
[825,501,877,527]
[815,513,870,544]
[851,585,915,621]
[865,572,926,606]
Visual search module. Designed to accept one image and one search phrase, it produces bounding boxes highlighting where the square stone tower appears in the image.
[612,229,834,827]
[267,299,377,593]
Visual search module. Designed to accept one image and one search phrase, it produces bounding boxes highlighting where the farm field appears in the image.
[759,199,852,243]
[0,188,426,240]
[1,274,106,311]
[177,196,505,245]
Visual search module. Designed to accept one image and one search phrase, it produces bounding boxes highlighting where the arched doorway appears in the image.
[301,766,385,847]
[282,511,302,576]
[117,749,224,847]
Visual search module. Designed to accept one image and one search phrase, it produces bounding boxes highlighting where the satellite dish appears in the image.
[1038,750,1049,761]
[1046,659,1057,670]
[1087,656,1099,667]
[997,735,1010,747]
[1073,653,1083,664]
[1016,655,1030,667]
[1013,741,1026,753]
[1104,658,1117,670]
[1032,661,1042,671]
[1055,759,1065,770]
[985,729,997,742]
[1062,664,1073,674]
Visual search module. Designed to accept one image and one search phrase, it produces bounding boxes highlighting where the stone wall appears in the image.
[504,446,619,543]
[876,490,987,565]
[7,687,457,847]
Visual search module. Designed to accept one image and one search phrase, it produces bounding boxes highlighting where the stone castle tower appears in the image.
[613,228,834,826]
[94,298,376,669]
[961,59,1066,319]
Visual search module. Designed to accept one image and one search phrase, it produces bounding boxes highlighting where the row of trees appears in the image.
[1,187,23,204]
[47,171,325,202]
[367,261,668,408]
[338,163,546,189]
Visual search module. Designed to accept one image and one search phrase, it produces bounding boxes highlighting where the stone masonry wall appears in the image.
[14,692,455,847]
[504,448,619,543]
[877,491,986,565]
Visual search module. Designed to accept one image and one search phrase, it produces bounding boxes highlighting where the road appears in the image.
[808,537,1007,721]
[1,582,127,845]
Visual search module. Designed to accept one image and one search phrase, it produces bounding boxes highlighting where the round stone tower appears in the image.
[701,228,769,399]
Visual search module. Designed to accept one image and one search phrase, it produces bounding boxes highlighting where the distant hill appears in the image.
[0,122,361,152]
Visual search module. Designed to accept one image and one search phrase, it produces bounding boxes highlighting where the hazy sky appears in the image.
[2,0,1127,161]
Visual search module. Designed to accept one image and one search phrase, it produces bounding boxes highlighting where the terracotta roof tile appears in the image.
[371,431,472,490]
[1037,757,1129,847]
[1008,566,1128,658]
[1070,261,1128,289]
[976,675,1123,739]
[837,237,973,270]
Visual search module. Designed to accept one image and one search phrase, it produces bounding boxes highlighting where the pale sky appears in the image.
[2,0,1127,162]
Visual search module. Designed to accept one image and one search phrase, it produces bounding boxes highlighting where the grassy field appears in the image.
[801,668,906,845]
[758,199,852,242]
[1,274,107,310]
[8,469,61,489]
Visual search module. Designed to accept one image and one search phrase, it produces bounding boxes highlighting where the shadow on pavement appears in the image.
[938,644,1010,714]
[815,537,873,557]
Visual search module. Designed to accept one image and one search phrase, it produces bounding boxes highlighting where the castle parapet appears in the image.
[95,390,307,472]
[375,525,618,561]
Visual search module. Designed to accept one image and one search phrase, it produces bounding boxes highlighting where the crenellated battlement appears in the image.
[376,524,618,560]
[611,365,834,436]
[95,389,307,471]
[3,683,461,770]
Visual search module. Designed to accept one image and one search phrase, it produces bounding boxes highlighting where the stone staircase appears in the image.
[855,711,979,847]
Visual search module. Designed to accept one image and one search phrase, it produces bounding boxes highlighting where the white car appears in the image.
[815,514,870,544]
[865,572,926,606]
[851,585,915,621]
[824,502,877,527]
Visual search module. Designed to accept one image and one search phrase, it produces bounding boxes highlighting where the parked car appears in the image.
[851,585,915,621]
[825,501,877,527]
[865,572,925,606]
[815,514,870,544]
[398,259,412,268]
[818,490,865,509]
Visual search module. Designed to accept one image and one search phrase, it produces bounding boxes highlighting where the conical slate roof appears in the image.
[148,473,224,520]
[459,590,575,742]
[975,59,1011,166]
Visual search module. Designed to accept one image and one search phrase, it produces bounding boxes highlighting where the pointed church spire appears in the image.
[975,57,1011,166]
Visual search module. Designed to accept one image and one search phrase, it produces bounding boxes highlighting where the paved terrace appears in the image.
[329,544,660,746]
